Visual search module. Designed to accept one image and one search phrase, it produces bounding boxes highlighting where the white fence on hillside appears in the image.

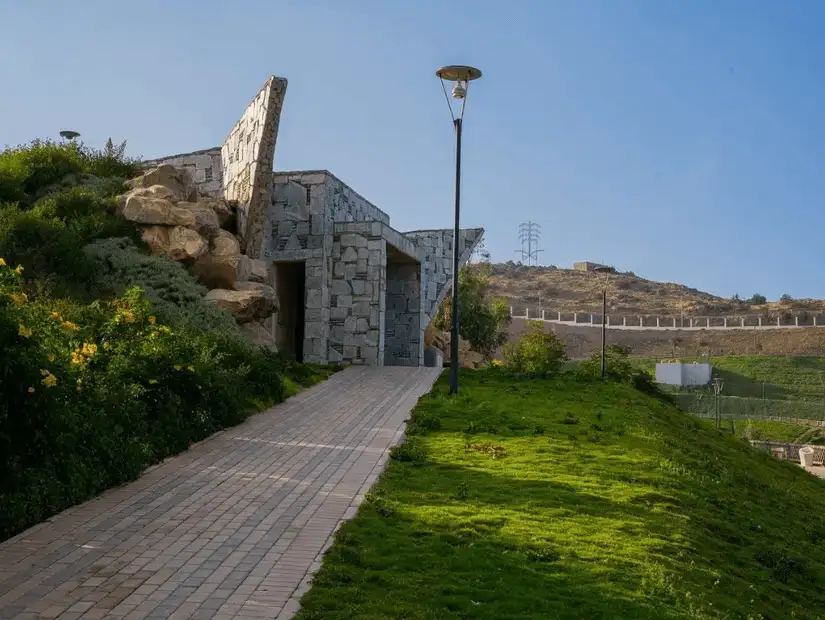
[510,308,825,332]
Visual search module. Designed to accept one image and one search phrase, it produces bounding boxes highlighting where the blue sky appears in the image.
[2,0,823,300]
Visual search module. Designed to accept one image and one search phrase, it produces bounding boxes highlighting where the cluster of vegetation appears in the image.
[297,369,825,619]
[434,261,511,359]
[0,139,334,541]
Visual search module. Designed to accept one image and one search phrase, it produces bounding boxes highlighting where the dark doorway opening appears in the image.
[274,261,305,362]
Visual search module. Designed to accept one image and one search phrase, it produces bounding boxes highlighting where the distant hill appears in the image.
[488,263,825,357]
[488,262,824,320]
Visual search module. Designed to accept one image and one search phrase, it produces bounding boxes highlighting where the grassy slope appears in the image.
[298,370,825,620]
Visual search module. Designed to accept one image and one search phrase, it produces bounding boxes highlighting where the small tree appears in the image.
[780,293,794,304]
[433,263,511,359]
[501,321,567,376]
[747,293,767,305]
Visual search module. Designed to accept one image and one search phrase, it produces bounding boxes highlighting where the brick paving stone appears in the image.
[0,367,439,619]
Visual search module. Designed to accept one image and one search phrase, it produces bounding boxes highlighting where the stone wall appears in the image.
[142,147,223,197]
[385,258,423,366]
[222,76,288,258]
[329,231,386,365]
[404,228,484,326]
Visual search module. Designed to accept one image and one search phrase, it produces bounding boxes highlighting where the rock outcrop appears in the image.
[125,164,197,202]
[204,282,278,324]
[116,164,279,350]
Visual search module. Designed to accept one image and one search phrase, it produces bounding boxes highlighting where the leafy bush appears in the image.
[780,293,794,304]
[0,262,286,540]
[501,321,567,376]
[0,139,139,208]
[578,344,660,396]
[747,293,767,305]
[85,237,239,334]
[0,184,139,296]
[434,263,511,359]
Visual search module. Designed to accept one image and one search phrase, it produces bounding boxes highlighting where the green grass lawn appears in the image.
[297,370,825,620]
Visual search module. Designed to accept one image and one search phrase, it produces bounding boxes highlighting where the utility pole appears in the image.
[712,377,724,430]
[515,221,543,266]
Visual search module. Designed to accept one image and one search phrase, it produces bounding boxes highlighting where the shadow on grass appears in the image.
[297,370,825,620]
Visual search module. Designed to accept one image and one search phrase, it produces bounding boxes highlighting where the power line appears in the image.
[515,221,543,266]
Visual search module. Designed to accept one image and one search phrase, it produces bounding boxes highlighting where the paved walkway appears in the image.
[0,366,440,620]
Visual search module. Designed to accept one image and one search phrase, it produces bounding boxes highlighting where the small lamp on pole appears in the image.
[436,65,482,395]
[59,130,80,142]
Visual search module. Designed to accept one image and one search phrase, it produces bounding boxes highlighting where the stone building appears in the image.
[145,76,483,366]
[572,261,606,272]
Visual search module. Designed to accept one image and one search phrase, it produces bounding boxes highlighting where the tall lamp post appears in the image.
[436,65,482,395]
[593,266,616,379]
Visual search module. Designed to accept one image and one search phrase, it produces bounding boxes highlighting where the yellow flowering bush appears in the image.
[0,261,290,541]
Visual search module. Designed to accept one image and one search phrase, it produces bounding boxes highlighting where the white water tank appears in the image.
[655,362,712,386]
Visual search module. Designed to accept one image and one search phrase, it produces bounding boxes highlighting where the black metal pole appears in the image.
[601,289,607,379]
[449,117,462,395]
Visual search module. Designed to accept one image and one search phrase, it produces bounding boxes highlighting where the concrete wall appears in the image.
[142,147,223,197]
[222,76,288,257]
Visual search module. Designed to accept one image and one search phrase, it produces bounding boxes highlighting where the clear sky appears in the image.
[2,0,823,300]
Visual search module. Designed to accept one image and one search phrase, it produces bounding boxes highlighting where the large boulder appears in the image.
[126,164,197,202]
[193,230,242,289]
[116,185,177,215]
[121,195,219,239]
[240,320,278,351]
[204,282,278,323]
[139,226,208,262]
[167,226,208,262]
[199,197,235,229]
[237,255,268,284]
[140,226,170,255]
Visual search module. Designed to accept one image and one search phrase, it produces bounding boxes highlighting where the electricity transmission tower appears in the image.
[515,221,543,266]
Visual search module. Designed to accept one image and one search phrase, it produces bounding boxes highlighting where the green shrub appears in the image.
[0,263,286,540]
[578,344,662,396]
[0,139,139,207]
[434,263,510,358]
[501,321,567,376]
[85,237,239,334]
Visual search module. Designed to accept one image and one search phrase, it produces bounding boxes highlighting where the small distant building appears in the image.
[573,261,606,272]
[655,362,712,387]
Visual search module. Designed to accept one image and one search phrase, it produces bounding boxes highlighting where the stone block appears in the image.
[351,280,365,295]
[344,316,357,333]
[344,264,357,280]
[331,306,349,320]
[356,258,367,273]
[368,250,383,265]
[352,301,371,317]
[370,307,380,328]
[357,247,369,260]
[305,322,329,339]
[361,345,378,364]
[368,239,383,251]
[331,280,352,295]
[356,318,369,332]
[328,347,344,363]
[337,294,353,308]
[342,247,358,262]
[334,261,345,277]
[340,233,367,248]
[306,288,322,309]
[330,325,345,344]
[365,330,380,347]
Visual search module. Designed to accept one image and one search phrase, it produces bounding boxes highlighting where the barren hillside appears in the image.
[489,263,825,319]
